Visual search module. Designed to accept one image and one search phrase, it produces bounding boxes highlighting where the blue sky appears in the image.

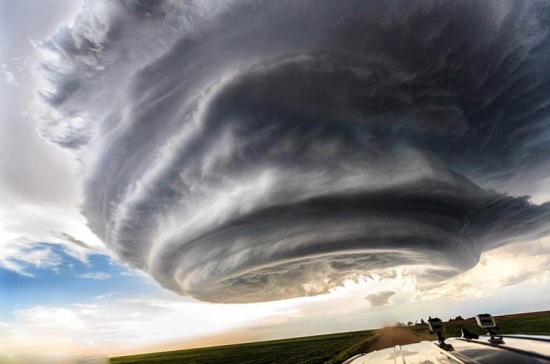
[1,1,550,363]
[0,244,152,312]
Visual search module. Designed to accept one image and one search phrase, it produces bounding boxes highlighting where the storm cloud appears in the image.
[365,291,396,307]
[35,0,550,302]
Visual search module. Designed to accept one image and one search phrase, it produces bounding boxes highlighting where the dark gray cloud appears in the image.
[35,0,550,302]
[365,291,397,307]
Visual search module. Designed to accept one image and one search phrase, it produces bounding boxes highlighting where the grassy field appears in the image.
[111,330,379,364]
[405,310,550,339]
[111,310,550,364]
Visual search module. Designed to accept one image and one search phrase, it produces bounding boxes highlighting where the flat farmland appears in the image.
[110,310,550,364]
[111,330,378,364]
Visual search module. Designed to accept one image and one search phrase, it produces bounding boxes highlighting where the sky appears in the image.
[1,0,550,363]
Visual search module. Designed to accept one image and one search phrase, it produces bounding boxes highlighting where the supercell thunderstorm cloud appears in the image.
[36,0,550,303]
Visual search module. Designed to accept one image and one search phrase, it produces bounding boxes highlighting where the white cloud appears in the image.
[0,203,108,276]
[0,238,62,276]
[1,295,297,359]
[78,272,110,280]
[1,63,20,87]
[15,306,86,331]
[416,237,550,301]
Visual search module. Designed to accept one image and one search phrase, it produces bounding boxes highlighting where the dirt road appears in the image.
[369,327,429,351]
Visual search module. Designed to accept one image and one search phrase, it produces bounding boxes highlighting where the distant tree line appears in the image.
[395,315,467,327]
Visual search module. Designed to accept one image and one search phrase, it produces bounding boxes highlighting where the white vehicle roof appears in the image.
[343,334,550,364]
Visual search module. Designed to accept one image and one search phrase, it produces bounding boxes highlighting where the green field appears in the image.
[111,330,379,364]
[111,310,550,364]
[406,310,550,339]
